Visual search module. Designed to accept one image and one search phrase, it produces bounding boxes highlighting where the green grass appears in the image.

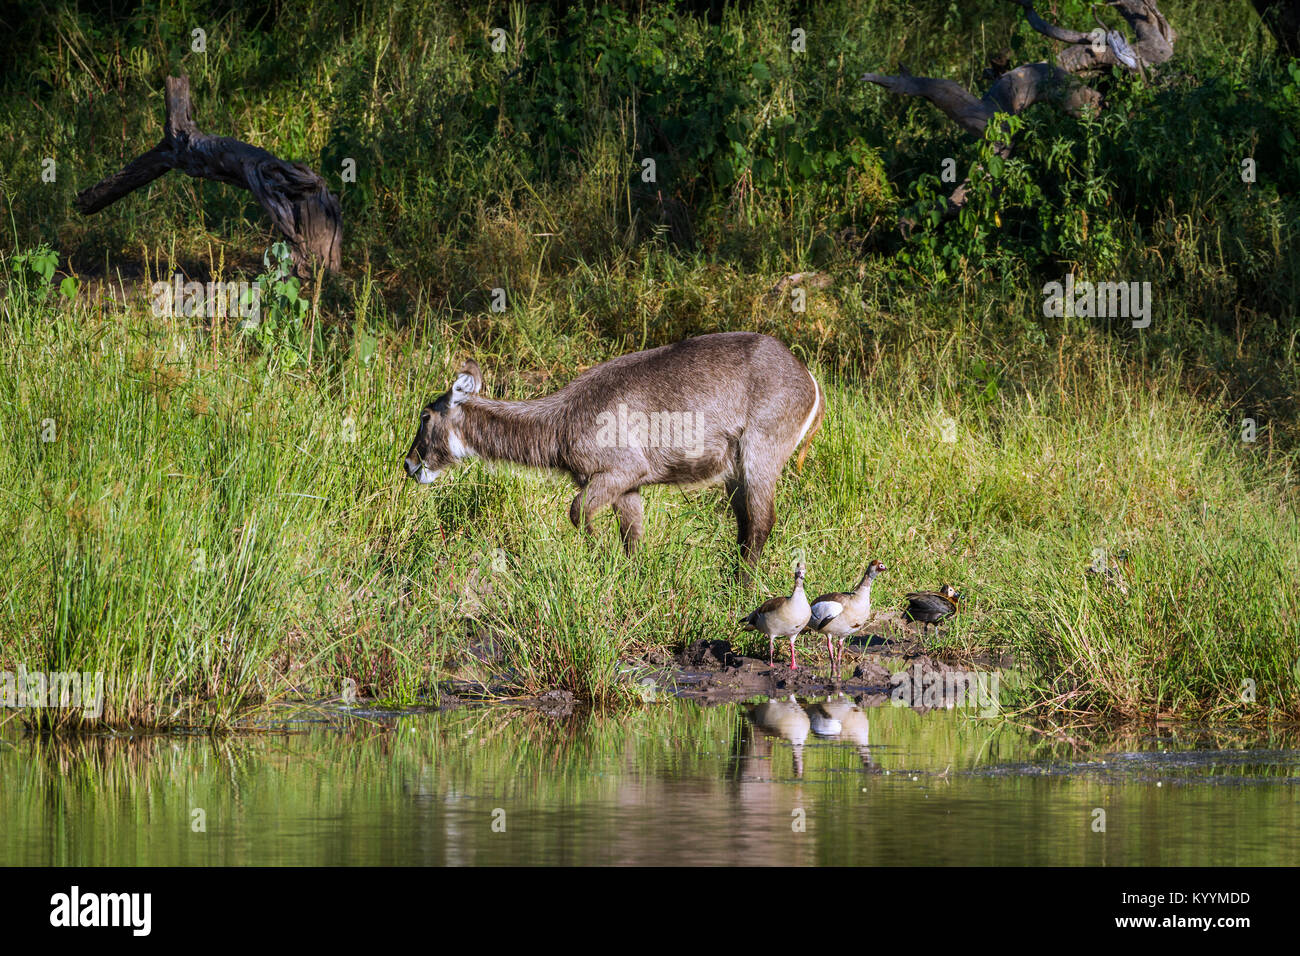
[2,0,1299,729]
[2,253,1298,728]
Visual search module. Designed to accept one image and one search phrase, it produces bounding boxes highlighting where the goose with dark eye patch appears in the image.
[740,562,811,669]
[903,584,961,639]
[808,559,887,680]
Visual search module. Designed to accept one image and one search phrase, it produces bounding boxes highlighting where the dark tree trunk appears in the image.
[1254,1,1300,58]
[75,76,342,280]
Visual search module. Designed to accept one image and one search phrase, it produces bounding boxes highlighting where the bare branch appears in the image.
[1014,0,1176,74]
[860,1,1175,223]
[1101,0,1176,67]
[75,76,342,279]
[1014,0,1092,44]
[986,63,1103,121]
[860,63,1100,145]
[859,70,995,138]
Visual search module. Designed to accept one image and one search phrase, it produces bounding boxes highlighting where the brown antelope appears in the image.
[403,332,823,577]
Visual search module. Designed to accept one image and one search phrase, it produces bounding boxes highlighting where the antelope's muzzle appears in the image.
[404,455,439,484]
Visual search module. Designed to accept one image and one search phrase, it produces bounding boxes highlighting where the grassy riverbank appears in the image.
[2,0,1299,728]
[2,260,1298,727]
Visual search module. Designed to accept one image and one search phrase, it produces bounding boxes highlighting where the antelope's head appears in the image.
[404,360,481,484]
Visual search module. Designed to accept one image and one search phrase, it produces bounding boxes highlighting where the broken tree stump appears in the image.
[75,75,342,280]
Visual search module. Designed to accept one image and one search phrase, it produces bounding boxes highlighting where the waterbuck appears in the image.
[403,332,823,577]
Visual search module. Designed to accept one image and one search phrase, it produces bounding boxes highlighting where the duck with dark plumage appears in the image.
[903,584,961,639]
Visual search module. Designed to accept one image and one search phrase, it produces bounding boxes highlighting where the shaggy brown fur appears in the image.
[405,332,823,578]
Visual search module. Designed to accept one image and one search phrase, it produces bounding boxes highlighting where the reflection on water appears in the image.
[2,698,1299,866]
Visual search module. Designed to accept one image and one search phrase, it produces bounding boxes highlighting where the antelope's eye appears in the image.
[421,410,432,424]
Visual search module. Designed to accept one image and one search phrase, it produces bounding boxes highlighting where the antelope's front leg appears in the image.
[568,473,624,536]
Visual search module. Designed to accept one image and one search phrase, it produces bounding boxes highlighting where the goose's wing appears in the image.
[806,702,842,736]
[808,593,849,630]
[755,594,788,615]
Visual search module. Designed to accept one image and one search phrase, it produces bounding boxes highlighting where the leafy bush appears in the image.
[9,244,78,303]
[241,242,310,367]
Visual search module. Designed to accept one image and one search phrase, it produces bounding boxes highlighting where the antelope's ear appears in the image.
[450,359,482,407]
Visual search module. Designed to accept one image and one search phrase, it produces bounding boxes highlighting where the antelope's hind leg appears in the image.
[725,478,757,585]
[732,438,778,579]
[725,478,751,554]
[612,489,644,555]
[740,479,776,569]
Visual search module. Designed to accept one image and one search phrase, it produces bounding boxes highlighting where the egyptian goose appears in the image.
[903,584,960,638]
[805,695,870,744]
[806,695,875,769]
[745,696,812,778]
[805,698,844,737]
[808,559,887,680]
[740,562,812,668]
[746,697,812,743]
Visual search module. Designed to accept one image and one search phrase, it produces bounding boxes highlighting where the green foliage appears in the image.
[9,244,60,302]
[898,61,1300,323]
[7,245,79,306]
[1272,58,1300,176]
[242,241,310,367]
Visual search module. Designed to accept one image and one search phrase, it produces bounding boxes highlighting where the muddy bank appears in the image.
[376,609,1012,718]
[646,609,1011,707]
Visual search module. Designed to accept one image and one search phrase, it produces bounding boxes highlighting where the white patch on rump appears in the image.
[795,368,821,446]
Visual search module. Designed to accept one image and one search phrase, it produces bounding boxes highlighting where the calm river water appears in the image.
[3,697,1298,865]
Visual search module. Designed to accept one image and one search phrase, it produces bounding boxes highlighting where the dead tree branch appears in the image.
[861,1,1177,218]
[75,76,342,279]
[860,63,1102,149]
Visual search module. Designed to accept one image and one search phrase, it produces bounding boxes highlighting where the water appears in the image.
[3,698,1299,866]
